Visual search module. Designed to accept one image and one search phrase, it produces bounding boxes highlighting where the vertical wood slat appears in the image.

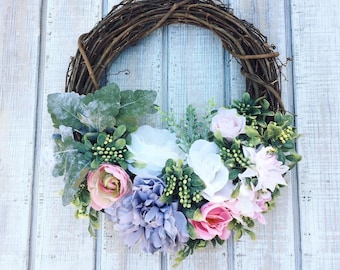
[0,1,41,269]
[290,0,340,269]
[99,28,164,270]
[166,23,230,270]
[98,1,163,269]
[30,1,102,269]
[229,1,297,269]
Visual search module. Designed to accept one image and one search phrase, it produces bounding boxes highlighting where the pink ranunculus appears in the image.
[87,164,132,211]
[210,108,246,141]
[189,202,233,241]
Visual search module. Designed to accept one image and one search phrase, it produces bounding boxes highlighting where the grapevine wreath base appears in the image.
[67,0,283,110]
[48,0,301,266]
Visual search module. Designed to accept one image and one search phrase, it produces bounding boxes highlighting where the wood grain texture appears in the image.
[166,23,229,269]
[98,1,163,269]
[290,0,340,269]
[229,1,297,269]
[0,1,41,269]
[30,1,102,269]
[1,0,339,269]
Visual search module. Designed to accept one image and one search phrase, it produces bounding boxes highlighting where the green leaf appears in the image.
[83,83,121,116]
[73,168,91,188]
[113,125,127,140]
[283,140,295,149]
[97,132,107,145]
[242,92,251,104]
[83,138,93,150]
[115,138,126,149]
[229,169,241,181]
[187,222,197,239]
[213,130,224,142]
[234,229,242,241]
[77,111,116,132]
[274,112,284,124]
[190,174,205,188]
[266,123,282,140]
[79,84,121,131]
[117,89,157,122]
[245,126,261,138]
[52,129,92,205]
[261,99,270,110]
[47,92,85,130]
[277,149,286,163]
[243,228,256,240]
[231,182,241,198]
[90,158,101,169]
[183,208,196,219]
[192,208,203,221]
[215,237,225,246]
[286,153,302,163]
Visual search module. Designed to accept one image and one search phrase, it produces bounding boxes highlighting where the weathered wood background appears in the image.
[1,0,339,269]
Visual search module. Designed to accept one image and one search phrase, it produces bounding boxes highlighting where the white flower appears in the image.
[238,146,289,191]
[126,125,183,177]
[210,108,246,141]
[187,139,234,202]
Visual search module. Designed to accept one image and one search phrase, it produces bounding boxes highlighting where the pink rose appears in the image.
[210,108,246,141]
[87,164,132,211]
[189,202,233,240]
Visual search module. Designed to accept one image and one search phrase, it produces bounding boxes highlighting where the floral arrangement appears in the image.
[48,83,301,265]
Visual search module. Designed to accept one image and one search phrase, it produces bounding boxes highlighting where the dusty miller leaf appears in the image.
[117,89,157,119]
[52,129,91,205]
[79,84,121,131]
[47,91,86,130]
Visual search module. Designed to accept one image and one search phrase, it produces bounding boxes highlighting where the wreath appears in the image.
[47,0,301,266]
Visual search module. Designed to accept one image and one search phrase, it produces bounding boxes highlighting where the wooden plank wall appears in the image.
[0,0,339,269]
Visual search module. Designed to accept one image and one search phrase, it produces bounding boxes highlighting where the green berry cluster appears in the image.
[278,126,294,144]
[91,134,127,164]
[236,102,252,116]
[162,159,205,209]
[220,146,250,169]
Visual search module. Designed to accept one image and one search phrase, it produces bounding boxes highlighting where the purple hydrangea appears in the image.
[105,176,189,253]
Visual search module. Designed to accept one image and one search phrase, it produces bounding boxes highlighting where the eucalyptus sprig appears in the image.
[159,99,216,152]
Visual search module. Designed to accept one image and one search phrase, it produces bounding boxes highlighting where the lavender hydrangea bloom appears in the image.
[105,176,189,253]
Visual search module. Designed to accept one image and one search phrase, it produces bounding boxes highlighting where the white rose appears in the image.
[210,108,246,141]
[127,125,183,177]
[187,139,234,202]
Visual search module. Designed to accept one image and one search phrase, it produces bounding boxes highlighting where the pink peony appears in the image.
[87,164,132,211]
[210,108,246,141]
[189,202,233,240]
[224,184,271,224]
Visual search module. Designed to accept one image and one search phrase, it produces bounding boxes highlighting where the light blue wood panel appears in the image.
[291,0,340,269]
[0,1,41,269]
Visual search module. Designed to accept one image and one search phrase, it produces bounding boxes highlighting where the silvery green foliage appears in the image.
[47,83,157,206]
